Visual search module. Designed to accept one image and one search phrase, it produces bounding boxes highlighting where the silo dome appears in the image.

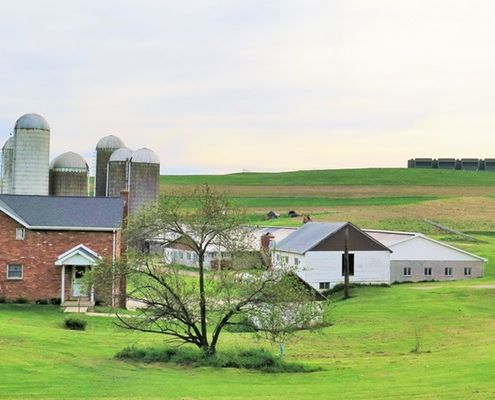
[96,135,125,150]
[14,113,50,131]
[131,148,160,164]
[50,152,88,171]
[2,137,13,150]
[109,147,133,162]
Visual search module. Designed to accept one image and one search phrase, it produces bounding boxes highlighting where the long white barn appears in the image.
[364,230,486,282]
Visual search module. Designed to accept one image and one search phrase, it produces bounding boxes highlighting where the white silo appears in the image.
[129,148,160,214]
[11,113,50,195]
[1,137,14,194]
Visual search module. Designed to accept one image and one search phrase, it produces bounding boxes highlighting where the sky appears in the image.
[1,0,495,174]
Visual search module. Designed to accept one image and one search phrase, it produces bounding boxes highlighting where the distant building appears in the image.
[408,158,494,171]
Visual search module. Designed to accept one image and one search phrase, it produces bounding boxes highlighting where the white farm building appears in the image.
[364,230,486,282]
[272,222,392,290]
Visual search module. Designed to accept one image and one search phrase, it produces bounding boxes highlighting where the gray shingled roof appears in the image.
[275,222,348,254]
[0,195,123,230]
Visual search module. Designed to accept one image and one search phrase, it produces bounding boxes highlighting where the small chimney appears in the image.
[260,232,275,254]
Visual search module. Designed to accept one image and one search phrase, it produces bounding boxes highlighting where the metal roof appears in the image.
[131,148,160,164]
[96,135,125,150]
[109,147,133,162]
[0,195,123,230]
[50,152,88,171]
[14,113,50,131]
[275,222,348,254]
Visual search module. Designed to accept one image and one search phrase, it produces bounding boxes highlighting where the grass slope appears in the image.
[2,277,495,399]
[161,168,495,187]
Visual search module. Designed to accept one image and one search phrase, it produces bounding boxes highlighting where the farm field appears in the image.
[2,167,495,399]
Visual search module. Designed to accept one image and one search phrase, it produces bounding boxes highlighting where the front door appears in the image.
[72,266,86,297]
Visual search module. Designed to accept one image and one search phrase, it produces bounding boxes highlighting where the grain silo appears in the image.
[95,135,125,197]
[49,152,89,196]
[129,148,160,214]
[11,113,50,195]
[1,137,14,194]
[106,147,133,197]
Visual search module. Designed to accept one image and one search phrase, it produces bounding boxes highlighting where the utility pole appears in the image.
[343,226,351,299]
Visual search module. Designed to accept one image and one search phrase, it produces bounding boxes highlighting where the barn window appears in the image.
[444,267,453,276]
[464,267,472,276]
[424,267,432,276]
[15,228,25,240]
[319,282,330,290]
[341,254,355,276]
[403,267,412,276]
[7,264,23,280]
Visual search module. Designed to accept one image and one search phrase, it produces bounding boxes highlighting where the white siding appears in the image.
[390,237,482,262]
[299,251,390,289]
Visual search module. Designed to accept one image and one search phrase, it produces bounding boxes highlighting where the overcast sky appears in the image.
[1,1,495,174]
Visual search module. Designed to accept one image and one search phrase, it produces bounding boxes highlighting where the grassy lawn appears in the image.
[2,277,495,399]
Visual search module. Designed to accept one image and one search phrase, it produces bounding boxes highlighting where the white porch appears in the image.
[55,244,102,307]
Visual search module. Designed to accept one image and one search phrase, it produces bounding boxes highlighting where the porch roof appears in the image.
[55,244,102,266]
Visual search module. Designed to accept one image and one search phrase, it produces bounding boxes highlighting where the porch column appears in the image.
[61,265,65,304]
[90,285,95,304]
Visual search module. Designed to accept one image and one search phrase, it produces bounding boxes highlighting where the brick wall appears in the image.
[0,211,120,301]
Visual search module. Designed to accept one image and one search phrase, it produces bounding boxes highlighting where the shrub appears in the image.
[64,318,87,331]
[35,299,49,305]
[224,317,258,333]
[0,296,6,304]
[50,298,61,305]
[116,346,320,373]
[13,297,29,304]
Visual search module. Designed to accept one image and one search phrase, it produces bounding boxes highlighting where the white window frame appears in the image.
[319,282,330,290]
[294,257,300,266]
[464,267,472,276]
[6,264,23,280]
[403,267,412,276]
[15,228,25,240]
[444,267,453,276]
[424,267,432,276]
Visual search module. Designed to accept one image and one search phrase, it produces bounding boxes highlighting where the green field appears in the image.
[161,168,495,186]
[3,167,495,399]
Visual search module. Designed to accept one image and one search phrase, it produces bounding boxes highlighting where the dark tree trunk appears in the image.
[198,252,209,352]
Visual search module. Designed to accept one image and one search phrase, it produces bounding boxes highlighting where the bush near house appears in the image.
[64,318,87,331]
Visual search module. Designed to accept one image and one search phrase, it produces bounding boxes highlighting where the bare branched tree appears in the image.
[110,185,321,355]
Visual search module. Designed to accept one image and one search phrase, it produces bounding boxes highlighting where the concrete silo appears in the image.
[106,147,133,197]
[1,137,14,194]
[49,152,89,196]
[129,148,160,214]
[12,113,50,195]
[95,135,125,197]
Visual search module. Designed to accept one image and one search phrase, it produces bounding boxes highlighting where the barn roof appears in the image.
[0,194,123,231]
[275,222,348,254]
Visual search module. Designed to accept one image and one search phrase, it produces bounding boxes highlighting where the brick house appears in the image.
[0,194,123,305]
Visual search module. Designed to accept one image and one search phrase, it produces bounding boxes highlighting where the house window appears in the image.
[186,252,192,261]
[276,254,280,261]
[341,254,355,276]
[464,267,472,276]
[403,267,412,276]
[424,267,432,276]
[319,282,330,290]
[15,228,25,240]
[7,264,23,280]
[281,256,289,265]
[294,257,300,266]
[444,267,453,276]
